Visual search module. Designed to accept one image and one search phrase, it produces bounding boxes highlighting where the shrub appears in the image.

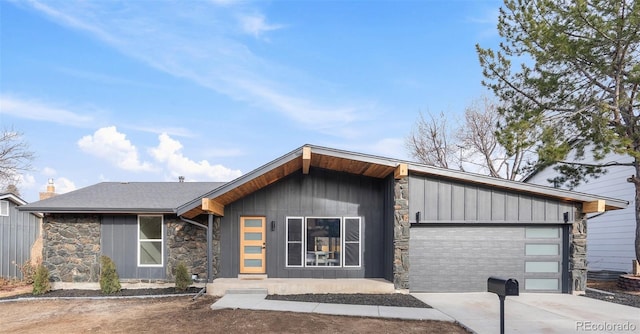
[32,265,50,295]
[100,256,121,294]
[18,261,37,284]
[174,262,192,291]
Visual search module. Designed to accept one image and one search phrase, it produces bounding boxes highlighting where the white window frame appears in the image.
[0,200,8,216]
[137,215,164,267]
[284,216,362,269]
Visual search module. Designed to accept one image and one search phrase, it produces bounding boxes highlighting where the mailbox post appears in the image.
[487,277,519,334]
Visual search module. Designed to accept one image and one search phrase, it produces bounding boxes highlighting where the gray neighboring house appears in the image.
[19,145,628,294]
[0,193,42,279]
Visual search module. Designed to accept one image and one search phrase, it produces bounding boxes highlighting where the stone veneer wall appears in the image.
[570,211,588,293]
[165,215,221,281]
[166,216,206,279]
[213,216,221,280]
[43,214,101,282]
[393,177,410,289]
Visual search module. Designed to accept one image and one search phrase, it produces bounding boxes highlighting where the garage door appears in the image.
[409,225,563,293]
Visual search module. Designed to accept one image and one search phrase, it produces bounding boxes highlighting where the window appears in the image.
[343,218,361,267]
[286,216,361,268]
[0,201,8,216]
[286,217,303,267]
[138,215,163,267]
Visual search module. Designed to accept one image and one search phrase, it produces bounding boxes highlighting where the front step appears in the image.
[207,278,395,297]
[238,274,268,280]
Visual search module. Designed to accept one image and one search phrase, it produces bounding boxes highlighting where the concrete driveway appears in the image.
[412,292,639,334]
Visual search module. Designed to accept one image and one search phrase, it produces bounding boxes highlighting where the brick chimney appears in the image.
[39,178,57,200]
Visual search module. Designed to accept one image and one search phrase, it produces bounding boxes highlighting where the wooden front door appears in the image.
[240,216,266,274]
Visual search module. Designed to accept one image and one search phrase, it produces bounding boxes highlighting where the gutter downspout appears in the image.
[179,215,211,300]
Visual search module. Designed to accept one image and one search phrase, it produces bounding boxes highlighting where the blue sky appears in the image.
[0,0,502,202]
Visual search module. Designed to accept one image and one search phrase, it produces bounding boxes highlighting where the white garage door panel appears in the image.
[409,226,562,293]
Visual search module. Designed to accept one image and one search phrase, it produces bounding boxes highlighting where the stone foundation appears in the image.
[43,214,101,282]
[393,177,410,289]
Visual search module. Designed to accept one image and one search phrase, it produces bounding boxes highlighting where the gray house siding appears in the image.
[101,215,166,280]
[218,168,392,279]
[0,200,40,279]
[101,214,209,280]
[408,174,576,224]
[407,173,579,293]
[382,174,396,282]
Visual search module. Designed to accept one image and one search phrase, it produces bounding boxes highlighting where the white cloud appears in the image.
[77,126,155,172]
[237,13,284,39]
[0,95,94,126]
[52,177,76,194]
[149,133,242,181]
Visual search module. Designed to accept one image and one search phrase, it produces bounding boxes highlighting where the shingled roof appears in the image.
[19,182,225,213]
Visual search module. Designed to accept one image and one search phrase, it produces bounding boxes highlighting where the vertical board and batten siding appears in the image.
[408,174,576,224]
[0,201,40,279]
[101,215,165,279]
[527,151,636,273]
[408,173,576,293]
[219,168,391,279]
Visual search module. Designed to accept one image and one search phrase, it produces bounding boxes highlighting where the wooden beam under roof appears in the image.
[394,163,408,179]
[302,146,311,174]
[202,198,224,216]
[582,200,605,213]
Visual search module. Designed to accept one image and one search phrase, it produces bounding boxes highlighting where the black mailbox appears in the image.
[488,277,519,334]
[487,277,519,297]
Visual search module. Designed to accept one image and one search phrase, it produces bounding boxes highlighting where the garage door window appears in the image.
[525,261,559,273]
[525,244,559,256]
[525,278,559,290]
[524,226,561,291]
[525,227,559,238]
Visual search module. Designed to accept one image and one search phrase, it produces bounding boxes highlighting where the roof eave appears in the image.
[17,207,176,214]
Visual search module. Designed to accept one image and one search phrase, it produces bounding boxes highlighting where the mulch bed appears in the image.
[0,287,202,300]
[2,287,431,308]
[585,280,640,308]
[267,293,431,308]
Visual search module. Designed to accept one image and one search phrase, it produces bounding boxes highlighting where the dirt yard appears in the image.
[1,296,469,333]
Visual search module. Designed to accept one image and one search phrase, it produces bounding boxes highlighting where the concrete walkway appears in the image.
[412,292,640,334]
[210,290,454,322]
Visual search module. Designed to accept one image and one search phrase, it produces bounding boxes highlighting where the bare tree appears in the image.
[457,97,532,180]
[405,112,457,169]
[0,128,35,187]
[407,97,534,180]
